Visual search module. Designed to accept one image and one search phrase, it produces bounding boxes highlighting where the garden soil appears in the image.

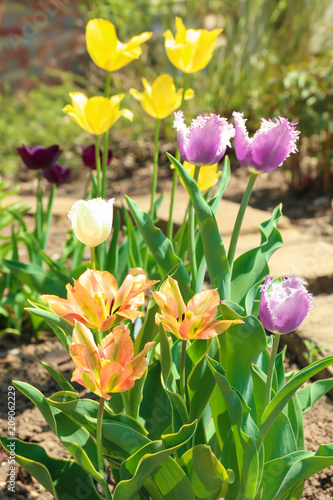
[1,148,333,499]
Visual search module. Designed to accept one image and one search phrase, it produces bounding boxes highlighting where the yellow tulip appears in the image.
[173,161,221,192]
[86,18,152,72]
[63,93,133,135]
[164,17,222,74]
[129,74,194,119]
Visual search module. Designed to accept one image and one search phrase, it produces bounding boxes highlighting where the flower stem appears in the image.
[102,71,111,199]
[264,333,280,409]
[35,171,43,247]
[91,246,96,270]
[150,119,161,219]
[95,135,102,198]
[188,166,200,289]
[167,73,189,240]
[180,339,187,404]
[227,172,258,271]
[42,184,56,251]
[96,397,111,500]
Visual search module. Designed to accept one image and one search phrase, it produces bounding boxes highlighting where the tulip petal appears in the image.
[187,289,220,316]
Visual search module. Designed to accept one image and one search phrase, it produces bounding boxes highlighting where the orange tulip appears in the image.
[41,268,158,332]
[69,321,154,400]
[152,277,242,340]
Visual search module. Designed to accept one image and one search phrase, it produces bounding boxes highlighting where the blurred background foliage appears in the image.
[1,0,333,194]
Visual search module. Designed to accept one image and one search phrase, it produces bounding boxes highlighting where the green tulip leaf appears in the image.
[297,377,333,413]
[37,359,76,393]
[125,195,192,300]
[261,444,333,500]
[167,153,230,300]
[0,437,105,500]
[231,204,283,311]
[113,421,197,500]
[4,259,66,297]
[258,355,333,448]
[178,444,234,500]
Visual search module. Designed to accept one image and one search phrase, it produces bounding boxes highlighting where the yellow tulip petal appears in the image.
[120,108,134,122]
[164,17,222,73]
[86,19,118,70]
[129,88,145,102]
[184,88,195,100]
[142,78,151,95]
[86,18,152,71]
[181,162,221,192]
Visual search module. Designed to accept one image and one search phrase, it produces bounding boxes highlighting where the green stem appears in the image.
[227,172,258,271]
[167,73,190,240]
[122,391,133,417]
[263,333,280,409]
[95,135,102,198]
[91,246,96,270]
[102,71,111,199]
[96,397,112,500]
[42,184,56,251]
[35,172,43,246]
[188,166,200,289]
[180,339,187,404]
[150,119,161,218]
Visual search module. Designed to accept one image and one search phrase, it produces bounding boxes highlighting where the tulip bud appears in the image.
[68,198,115,247]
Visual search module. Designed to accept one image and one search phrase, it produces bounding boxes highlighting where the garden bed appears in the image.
[1,148,333,498]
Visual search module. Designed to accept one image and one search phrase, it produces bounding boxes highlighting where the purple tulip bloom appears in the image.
[17,145,62,170]
[259,275,312,335]
[233,112,300,174]
[173,110,234,166]
[43,164,72,186]
[81,144,113,170]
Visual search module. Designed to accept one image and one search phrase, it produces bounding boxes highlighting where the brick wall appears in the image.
[0,0,88,89]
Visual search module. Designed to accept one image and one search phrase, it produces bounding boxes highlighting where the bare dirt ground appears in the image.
[1,143,333,498]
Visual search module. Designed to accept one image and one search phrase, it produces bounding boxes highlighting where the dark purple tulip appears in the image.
[173,110,234,166]
[17,145,62,170]
[43,164,71,186]
[233,112,300,174]
[81,144,113,170]
[259,275,312,335]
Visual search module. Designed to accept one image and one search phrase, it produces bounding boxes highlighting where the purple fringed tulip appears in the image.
[260,275,312,334]
[43,164,71,186]
[233,112,300,174]
[17,145,62,170]
[173,110,234,166]
[81,144,113,170]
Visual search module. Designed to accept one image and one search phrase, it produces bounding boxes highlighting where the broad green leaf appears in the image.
[139,361,172,440]
[178,444,234,500]
[297,378,333,413]
[122,204,143,268]
[4,260,66,297]
[13,382,103,482]
[13,381,56,433]
[134,297,159,355]
[113,421,197,500]
[125,195,192,299]
[207,357,262,499]
[231,205,283,311]
[167,153,230,300]
[219,302,269,408]
[209,156,231,214]
[261,444,333,500]
[106,209,120,274]
[258,355,333,448]
[26,306,72,350]
[188,338,219,422]
[0,437,104,500]
[37,359,76,393]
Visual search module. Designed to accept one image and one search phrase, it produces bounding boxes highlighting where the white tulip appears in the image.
[68,198,115,247]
